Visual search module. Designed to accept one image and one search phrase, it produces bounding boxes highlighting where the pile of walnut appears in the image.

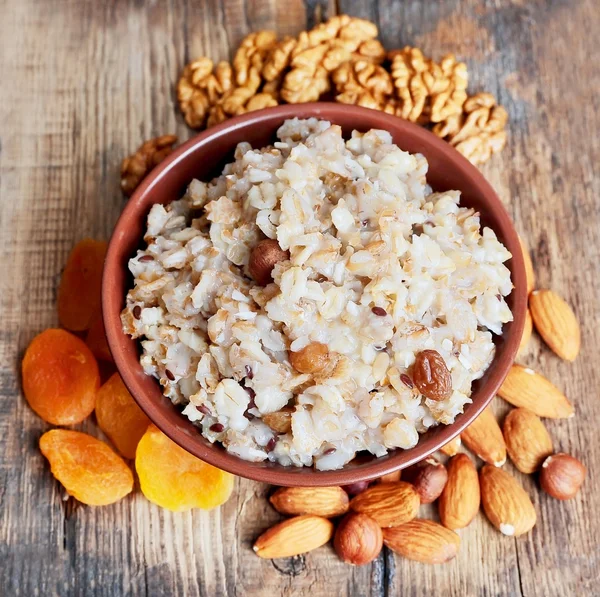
[253,241,585,565]
[176,15,507,166]
[120,16,508,197]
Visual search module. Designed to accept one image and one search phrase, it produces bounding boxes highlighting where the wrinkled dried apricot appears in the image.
[40,429,133,505]
[22,329,99,425]
[85,314,113,363]
[58,239,107,331]
[96,373,150,459]
[136,424,235,511]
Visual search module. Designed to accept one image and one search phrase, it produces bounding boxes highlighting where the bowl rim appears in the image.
[103,103,526,486]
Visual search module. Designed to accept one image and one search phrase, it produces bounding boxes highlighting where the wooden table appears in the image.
[1,0,598,595]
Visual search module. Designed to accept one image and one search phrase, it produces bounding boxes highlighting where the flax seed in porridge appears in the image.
[121,118,513,470]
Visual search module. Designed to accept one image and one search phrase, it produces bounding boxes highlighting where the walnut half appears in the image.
[433,92,508,165]
[120,134,178,197]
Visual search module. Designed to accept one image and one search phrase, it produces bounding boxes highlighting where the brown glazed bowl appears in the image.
[103,103,526,486]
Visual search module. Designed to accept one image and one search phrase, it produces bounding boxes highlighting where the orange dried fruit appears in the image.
[95,373,151,459]
[58,238,107,331]
[22,329,99,425]
[39,429,133,505]
[136,424,235,511]
[85,314,113,363]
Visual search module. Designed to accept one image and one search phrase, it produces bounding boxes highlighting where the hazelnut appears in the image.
[334,512,383,566]
[248,239,289,286]
[341,480,371,496]
[402,457,448,503]
[289,342,330,374]
[540,453,586,500]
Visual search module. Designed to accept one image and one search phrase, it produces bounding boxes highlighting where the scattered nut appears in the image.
[461,405,507,467]
[540,453,586,500]
[439,435,461,456]
[519,236,536,295]
[253,515,334,558]
[503,408,553,474]
[334,512,383,565]
[518,308,533,356]
[248,239,289,285]
[350,481,420,528]
[433,92,508,165]
[270,486,349,518]
[412,349,452,401]
[529,289,581,361]
[498,365,574,418]
[377,471,401,484]
[439,454,480,530]
[383,519,460,564]
[342,480,371,496]
[480,465,536,536]
[120,135,178,197]
[402,457,448,504]
[177,58,233,128]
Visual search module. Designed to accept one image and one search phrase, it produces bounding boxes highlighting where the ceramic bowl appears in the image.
[103,103,526,486]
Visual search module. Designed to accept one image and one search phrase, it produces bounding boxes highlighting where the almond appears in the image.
[403,457,448,504]
[383,519,460,564]
[253,515,334,558]
[438,454,480,530]
[540,453,586,500]
[334,512,383,565]
[461,405,506,466]
[269,486,349,518]
[529,289,581,361]
[480,465,536,536]
[518,308,533,356]
[439,435,461,456]
[503,408,553,474]
[350,481,420,527]
[519,236,535,295]
[377,470,401,483]
[497,364,574,418]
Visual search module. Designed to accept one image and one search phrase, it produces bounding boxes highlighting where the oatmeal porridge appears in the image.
[121,118,513,470]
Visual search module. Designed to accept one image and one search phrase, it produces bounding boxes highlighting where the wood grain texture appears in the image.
[1,0,598,595]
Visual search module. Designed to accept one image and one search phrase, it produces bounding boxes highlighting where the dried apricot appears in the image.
[96,373,150,459]
[22,329,99,425]
[58,238,107,331]
[40,429,133,505]
[136,424,235,511]
[85,314,113,363]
